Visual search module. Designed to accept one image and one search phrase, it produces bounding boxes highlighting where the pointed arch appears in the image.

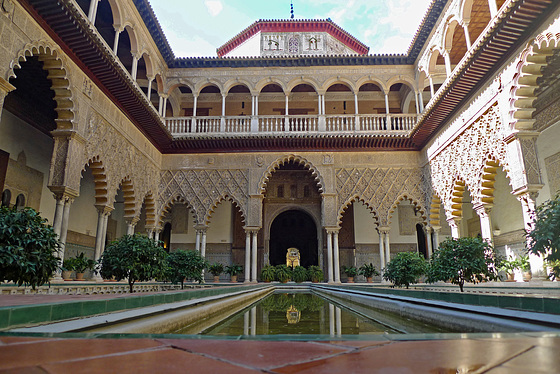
[337,195,380,227]
[259,155,324,194]
[205,194,247,226]
[8,42,77,130]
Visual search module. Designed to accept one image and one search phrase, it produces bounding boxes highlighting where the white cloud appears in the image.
[375,35,413,54]
[204,0,223,17]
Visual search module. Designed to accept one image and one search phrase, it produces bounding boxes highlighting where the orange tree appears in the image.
[427,237,499,292]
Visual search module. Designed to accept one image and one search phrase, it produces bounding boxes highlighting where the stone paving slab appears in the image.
[0,335,558,373]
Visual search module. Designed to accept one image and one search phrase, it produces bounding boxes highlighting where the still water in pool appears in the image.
[173,292,453,336]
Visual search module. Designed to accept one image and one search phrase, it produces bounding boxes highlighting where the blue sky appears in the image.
[148,0,433,57]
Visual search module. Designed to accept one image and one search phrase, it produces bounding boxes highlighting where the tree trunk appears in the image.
[129,279,135,293]
[459,281,464,292]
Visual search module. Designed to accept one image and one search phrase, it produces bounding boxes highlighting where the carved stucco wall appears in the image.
[157,169,249,226]
[429,104,518,217]
[336,167,428,227]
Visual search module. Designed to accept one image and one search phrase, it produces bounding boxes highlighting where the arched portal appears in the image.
[269,210,318,267]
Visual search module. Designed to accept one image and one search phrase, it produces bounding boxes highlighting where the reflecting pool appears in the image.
[175,292,454,336]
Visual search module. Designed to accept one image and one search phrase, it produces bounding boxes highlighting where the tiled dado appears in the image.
[0,283,185,296]
[0,285,265,330]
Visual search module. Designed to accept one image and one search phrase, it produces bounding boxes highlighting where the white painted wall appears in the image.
[207,202,233,243]
[353,202,377,244]
[492,168,524,234]
[223,33,261,57]
[67,168,98,236]
[536,120,560,204]
[0,109,55,221]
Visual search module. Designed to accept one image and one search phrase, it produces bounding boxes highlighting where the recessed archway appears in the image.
[269,210,318,267]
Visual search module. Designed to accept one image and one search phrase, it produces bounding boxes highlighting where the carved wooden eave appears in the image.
[410,0,558,148]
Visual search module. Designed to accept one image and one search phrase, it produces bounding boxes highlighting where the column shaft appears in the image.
[244,231,251,283]
[333,231,341,283]
[195,230,201,252]
[326,231,333,283]
[384,231,391,264]
[53,198,65,238]
[251,231,258,282]
[378,229,385,269]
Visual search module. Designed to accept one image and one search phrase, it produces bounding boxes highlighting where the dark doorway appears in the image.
[270,210,317,267]
[416,223,428,259]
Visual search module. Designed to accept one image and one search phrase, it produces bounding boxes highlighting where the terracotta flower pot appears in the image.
[62,270,73,281]
[75,272,85,281]
[366,277,373,283]
[213,276,220,283]
[230,275,237,283]
[523,271,532,282]
[347,277,354,283]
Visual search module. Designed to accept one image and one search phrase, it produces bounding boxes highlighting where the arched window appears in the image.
[162,222,172,252]
[15,194,25,210]
[1,189,11,207]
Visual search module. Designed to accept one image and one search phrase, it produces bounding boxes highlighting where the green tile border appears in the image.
[0,285,267,331]
[332,285,560,315]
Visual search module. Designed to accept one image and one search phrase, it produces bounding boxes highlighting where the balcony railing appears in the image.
[165,114,417,137]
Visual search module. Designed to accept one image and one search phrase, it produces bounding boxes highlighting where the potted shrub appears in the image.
[70,252,96,280]
[498,258,517,281]
[341,265,358,283]
[359,263,380,283]
[518,255,531,281]
[292,266,308,283]
[275,264,292,283]
[225,264,243,282]
[61,259,75,281]
[261,264,276,282]
[208,263,224,282]
[307,265,324,283]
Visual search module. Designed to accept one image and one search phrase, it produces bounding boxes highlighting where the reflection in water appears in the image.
[200,292,408,336]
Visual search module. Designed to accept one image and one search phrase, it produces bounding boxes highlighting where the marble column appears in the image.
[517,192,545,279]
[88,0,100,22]
[443,51,452,77]
[251,229,258,282]
[378,227,385,269]
[333,230,341,283]
[326,230,334,283]
[474,204,494,243]
[432,226,441,251]
[447,217,461,239]
[244,229,251,283]
[112,28,122,54]
[425,226,433,258]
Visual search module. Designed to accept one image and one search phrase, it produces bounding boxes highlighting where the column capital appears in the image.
[49,186,79,200]
[159,93,169,99]
[194,224,208,232]
[513,185,542,202]
[0,77,16,94]
[325,227,340,234]
[431,225,442,232]
[95,204,114,215]
[125,216,140,226]
[377,226,390,235]
[425,225,433,234]
[446,216,461,227]
[244,226,260,234]
[473,203,493,217]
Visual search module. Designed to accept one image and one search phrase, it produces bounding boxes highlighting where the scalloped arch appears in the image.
[8,42,77,130]
[387,195,427,225]
[337,195,380,227]
[510,33,560,130]
[82,156,109,207]
[204,194,247,226]
[157,196,199,228]
[258,155,324,194]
